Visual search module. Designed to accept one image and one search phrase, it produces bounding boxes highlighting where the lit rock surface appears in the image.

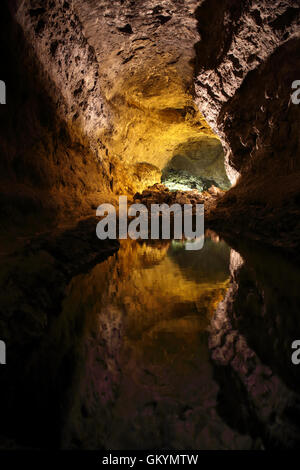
[3,0,229,223]
[73,0,228,185]
[1,0,300,249]
[195,0,300,248]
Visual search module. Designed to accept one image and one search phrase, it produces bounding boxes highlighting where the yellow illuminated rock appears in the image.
[71,0,229,194]
[102,64,222,193]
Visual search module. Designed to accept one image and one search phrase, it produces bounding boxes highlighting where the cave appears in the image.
[0,0,300,454]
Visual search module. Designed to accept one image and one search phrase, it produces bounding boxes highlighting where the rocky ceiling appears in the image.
[73,0,216,168]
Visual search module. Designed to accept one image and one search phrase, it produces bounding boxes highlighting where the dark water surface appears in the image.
[1,231,300,449]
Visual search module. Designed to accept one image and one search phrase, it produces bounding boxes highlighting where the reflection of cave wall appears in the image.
[61,238,231,449]
[0,235,230,449]
[168,237,230,284]
[209,242,300,449]
[0,218,119,448]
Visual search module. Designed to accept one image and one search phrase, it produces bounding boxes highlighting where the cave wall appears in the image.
[14,0,109,144]
[194,0,300,246]
[163,136,230,190]
[195,0,300,180]
[73,0,228,192]
[2,0,300,243]
[1,0,230,230]
[0,1,114,230]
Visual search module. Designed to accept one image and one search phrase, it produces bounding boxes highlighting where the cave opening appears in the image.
[101,63,232,198]
[161,134,231,193]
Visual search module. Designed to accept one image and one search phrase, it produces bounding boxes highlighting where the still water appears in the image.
[57,232,253,449]
[2,230,300,449]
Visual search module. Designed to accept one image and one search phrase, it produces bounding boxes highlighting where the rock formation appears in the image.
[194,0,300,248]
[1,0,230,229]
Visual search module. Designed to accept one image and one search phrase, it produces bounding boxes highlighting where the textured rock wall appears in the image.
[73,0,229,192]
[0,1,114,229]
[3,0,300,240]
[14,0,109,144]
[163,136,230,190]
[195,0,300,246]
[195,0,300,179]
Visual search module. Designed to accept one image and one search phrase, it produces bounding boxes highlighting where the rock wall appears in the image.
[73,0,228,191]
[1,0,230,231]
[15,0,109,144]
[209,242,300,448]
[0,1,114,230]
[2,0,300,245]
[195,0,300,247]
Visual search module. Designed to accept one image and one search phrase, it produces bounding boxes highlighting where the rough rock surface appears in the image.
[0,2,114,228]
[2,0,300,249]
[73,0,229,191]
[163,136,230,190]
[2,0,230,226]
[14,0,109,143]
[133,182,224,216]
[195,0,300,179]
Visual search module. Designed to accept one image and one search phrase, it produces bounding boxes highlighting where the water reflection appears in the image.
[1,228,300,449]
[60,233,253,449]
[209,239,300,449]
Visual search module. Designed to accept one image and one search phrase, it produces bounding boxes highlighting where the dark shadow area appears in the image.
[0,218,119,448]
[194,0,246,72]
